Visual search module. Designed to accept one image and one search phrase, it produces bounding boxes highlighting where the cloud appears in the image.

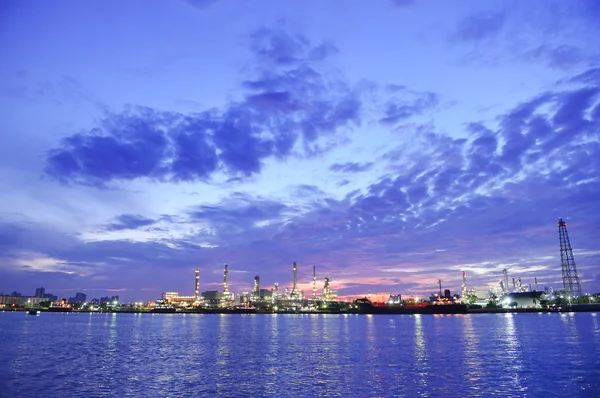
[44,26,362,186]
[45,108,173,186]
[450,3,600,69]
[188,193,289,228]
[329,162,374,173]
[452,10,506,42]
[106,214,157,231]
[379,88,440,125]
[570,67,600,85]
[521,45,590,70]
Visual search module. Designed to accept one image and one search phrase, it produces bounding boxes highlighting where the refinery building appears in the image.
[157,261,337,310]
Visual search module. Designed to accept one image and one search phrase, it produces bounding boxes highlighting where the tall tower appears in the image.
[223,264,229,294]
[503,269,509,294]
[195,269,200,300]
[254,275,260,298]
[312,266,317,299]
[291,262,298,296]
[461,271,467,298]
[558,218,582,297]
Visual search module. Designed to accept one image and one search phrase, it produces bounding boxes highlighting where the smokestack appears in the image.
[512,278,516,291]
[503,269,509,294]
[534,277,539,291]
[438,279,442,296]
[313,266,316,299]
[461,271,467,298]
[195,269,200,300]
[224,264,229,294]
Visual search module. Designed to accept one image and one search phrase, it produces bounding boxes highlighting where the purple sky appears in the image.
[1,0,599,302]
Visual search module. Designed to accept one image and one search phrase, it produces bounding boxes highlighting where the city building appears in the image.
[68,292,87,305]
[44,293,58,302]
[0,295,49,308]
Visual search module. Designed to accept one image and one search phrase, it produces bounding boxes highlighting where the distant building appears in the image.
[322,277,337,301]
[100,296,110,305]
[0,295,50,307]
[201,291,223,307]
[68,292,86,304]
[388,294,402,304]
[237,292,251,306]
[44,293,58,302]
[503,292,547,308]
[164,292,196,307]
[35,287,46,298]
[67,293,86,305]
[11,291,22,297]
[90,298,100,305]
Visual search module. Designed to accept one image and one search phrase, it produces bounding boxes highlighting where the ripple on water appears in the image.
[0,312,599,397]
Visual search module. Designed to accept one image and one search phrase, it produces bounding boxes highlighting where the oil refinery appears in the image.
[155,261,339,313]
[147,218,596,314]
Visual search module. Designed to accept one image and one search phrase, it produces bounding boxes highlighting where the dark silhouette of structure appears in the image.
[558,218,582,297]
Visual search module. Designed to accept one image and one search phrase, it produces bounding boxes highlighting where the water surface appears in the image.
[1,312,598,397]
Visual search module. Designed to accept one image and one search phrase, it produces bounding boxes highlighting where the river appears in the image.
[1,311,598,397]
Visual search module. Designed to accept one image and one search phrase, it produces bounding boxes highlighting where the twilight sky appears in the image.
[1,0,599,301]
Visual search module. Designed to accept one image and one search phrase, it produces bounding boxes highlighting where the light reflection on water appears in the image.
[1,312,599,397]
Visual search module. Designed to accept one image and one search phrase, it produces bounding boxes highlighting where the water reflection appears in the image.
[413,314,429,392]
[461,315,482,383]
[2,312,600,397]
[503,314,525,393]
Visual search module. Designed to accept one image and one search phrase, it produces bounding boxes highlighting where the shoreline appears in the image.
[2,303,600,315]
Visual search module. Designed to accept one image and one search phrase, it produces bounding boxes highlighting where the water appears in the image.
[0,312,599,397]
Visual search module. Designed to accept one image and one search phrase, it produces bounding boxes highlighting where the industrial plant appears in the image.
[146,218,596,314]
[4,219,596,314]
[456,218,589,309]
[155,261,339,312]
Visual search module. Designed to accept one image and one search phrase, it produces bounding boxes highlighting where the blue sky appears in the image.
[1,0,599,301]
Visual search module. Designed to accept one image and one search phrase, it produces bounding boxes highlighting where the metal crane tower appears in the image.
[558,218,582,297]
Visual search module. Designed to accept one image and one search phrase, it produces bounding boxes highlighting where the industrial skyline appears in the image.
[1,0,600,302]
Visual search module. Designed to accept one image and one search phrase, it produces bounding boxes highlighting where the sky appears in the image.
[1,0,599,302]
